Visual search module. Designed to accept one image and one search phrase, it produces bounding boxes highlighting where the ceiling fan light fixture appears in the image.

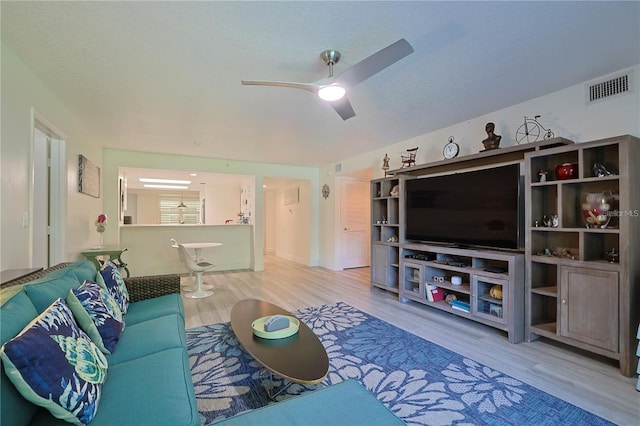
[318,85,346,101]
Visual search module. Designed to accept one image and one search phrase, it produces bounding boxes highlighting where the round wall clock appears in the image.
[443,136,459,159]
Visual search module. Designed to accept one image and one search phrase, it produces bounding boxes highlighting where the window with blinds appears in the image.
[159,194,201,224]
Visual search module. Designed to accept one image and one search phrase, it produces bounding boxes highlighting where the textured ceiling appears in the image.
[2,1,639,167]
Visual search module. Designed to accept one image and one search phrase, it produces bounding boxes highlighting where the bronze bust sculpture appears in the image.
[482,122,501,150]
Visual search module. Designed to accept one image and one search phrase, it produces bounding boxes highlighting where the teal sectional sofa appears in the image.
[0,260,198,426]
[214,379,404,425]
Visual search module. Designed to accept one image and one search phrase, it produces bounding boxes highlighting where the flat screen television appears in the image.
[405,164,524,250]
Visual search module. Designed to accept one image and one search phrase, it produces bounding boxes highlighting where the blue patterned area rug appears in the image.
[186,302,612,425]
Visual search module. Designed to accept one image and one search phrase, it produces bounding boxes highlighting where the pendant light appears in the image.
[177,192,187,209]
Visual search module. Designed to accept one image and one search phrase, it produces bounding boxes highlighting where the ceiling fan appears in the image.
[241,38,414,120]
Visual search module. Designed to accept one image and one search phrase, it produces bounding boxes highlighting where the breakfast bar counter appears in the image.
[119,224,253,276]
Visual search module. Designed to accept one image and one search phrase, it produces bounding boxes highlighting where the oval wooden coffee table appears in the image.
[230,299,329,396]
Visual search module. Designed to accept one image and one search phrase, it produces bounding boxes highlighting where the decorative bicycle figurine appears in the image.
[515,115,554,144]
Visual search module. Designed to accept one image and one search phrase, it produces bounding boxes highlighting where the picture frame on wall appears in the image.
[78,154,100,198]
[284,187,299,205]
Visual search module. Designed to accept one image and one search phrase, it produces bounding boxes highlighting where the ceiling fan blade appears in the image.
[335,38,414,89]
[329,96,356,120]
[241,80,318,94]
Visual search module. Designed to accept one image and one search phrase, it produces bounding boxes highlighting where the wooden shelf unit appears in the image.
[524,134,640,376]
[400,243,524,343]
[370,177,401,293]
[371,139,572,343]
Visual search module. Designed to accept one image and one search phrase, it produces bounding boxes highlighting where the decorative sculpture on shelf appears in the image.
[482,122,501,150]
[401,147,418,168]
[382,154,390,176]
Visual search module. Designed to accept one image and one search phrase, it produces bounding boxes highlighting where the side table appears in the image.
[81,245,130,277]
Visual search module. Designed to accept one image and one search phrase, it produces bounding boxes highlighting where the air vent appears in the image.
[587,71,632,103]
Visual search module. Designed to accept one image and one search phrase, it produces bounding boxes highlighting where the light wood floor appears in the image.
[182,255,639,425]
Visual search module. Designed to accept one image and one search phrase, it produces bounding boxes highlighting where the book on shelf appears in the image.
[426,285,445,302]
[449,300,470,313]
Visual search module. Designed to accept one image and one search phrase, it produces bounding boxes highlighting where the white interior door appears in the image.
[32,112,66,268]
[340,179,370,269]
[32,127,49,268]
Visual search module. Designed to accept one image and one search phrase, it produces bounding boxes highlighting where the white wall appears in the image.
[127,190,160,224]
[1,42,107,269]
[337,66,639,179]
[318,65,640,270]
[204,185,242,225]
[274,180,312,264]
[264,190,276,254]
[2,38,637,273]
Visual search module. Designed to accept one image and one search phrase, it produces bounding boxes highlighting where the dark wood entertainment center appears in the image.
[370,135,639,376]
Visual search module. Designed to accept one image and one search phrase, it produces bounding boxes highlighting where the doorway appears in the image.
[31,112,66,268]
[339,178,370,269]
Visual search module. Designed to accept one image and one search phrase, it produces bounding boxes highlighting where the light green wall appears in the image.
[102,149,321,271]
[2,35,637,273]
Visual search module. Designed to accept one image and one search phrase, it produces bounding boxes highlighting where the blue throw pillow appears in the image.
[0,298,108,425]
[67,280,125,354]
[96,260,129,314]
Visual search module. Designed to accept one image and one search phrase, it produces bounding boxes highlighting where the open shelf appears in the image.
[399,243,524,343]
[525,135,639,376]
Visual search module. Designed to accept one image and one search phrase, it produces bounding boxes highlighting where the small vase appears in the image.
[581,191,613,228]
[555,163,578,180]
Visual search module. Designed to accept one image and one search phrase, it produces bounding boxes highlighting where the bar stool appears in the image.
[177,244,215,299]
[170,239,213,291]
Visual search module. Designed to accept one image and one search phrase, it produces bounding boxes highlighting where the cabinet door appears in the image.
[371,245,389,285]
[472,276,508,325]
[559,266,618,352]
[401,262,422,296]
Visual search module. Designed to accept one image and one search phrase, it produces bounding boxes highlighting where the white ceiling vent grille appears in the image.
[586,71,632,104]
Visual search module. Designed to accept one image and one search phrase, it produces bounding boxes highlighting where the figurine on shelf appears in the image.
[382,154,390,176]
[593,163,613,177]
[482,122,502,150]
[401,147,418,168]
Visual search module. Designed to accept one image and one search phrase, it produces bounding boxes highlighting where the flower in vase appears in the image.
[95,214,107,233]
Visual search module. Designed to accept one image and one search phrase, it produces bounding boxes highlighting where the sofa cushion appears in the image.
[23,268,81,313]
[213,379,404,425]
[29,348,198,426]
[106,314,186,365]
[96,261,129,314]
[0,298,108,426]
[0,291,39,345]
[67,259,99,284]
[0,291,41,426]
[66,348,197,426]
[67,280,125,354]
[125,293,184,325]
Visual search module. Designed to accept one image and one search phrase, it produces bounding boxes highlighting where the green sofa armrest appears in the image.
[124,274,180,302]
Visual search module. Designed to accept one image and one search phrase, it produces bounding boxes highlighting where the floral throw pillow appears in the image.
[67,280,125,354]
[0,298,108,425]
[97,260,129,314]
